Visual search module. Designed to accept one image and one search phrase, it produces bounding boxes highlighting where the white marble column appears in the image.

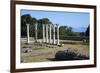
[35,23,38,42]
[56,24,60,45]
[53,24,56,44]
[43,24,46,43]
[49,24,52,44]
[26,24,30,44]
[46,24,49,43]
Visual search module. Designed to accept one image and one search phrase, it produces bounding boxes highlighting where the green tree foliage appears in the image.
[21,14,88,39]
[29,17,37,37]
[21,14,37,37]
[85,26,89,36]
[59,26,67,36]
[85,25,89,42]
[21,14,52,38]
[21,14,32,37]
[59,26,76,39]
[38,18,52,24]
[66,27,74,36]
[37,18,52,38]
[79,32,85,36]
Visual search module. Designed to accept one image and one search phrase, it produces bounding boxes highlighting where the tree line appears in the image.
[21,14,89,39]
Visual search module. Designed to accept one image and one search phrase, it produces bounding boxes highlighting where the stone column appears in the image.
[26,24,30,44]
[43,24,46,43]
[56,24,60,45]
[35,23,38,42]
[49,24,52,44]
[53,24,56,44]
[46,24,49,43]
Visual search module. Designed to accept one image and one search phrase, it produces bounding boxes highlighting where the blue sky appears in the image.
[21,10,90,32]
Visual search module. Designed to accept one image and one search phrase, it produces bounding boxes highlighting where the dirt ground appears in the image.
[21,38,89,63]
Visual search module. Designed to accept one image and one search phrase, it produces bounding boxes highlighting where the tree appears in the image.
[79,32,85,36]
[85,26,89,36]
[29,17,37,37]
[85,25,89,42]
[59,25,78,39]
[21,14,32,44]
[38,18,51,24]
[66,27,74,36]
[21,14,32,37]
[31,18,37,24]
[59,26,67,36]
[37,18,52,39]
[59,26,67,39]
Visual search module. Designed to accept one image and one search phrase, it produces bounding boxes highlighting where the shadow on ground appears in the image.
[47,57,89,61]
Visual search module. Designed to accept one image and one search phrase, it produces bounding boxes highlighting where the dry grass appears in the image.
[21,39,89,63]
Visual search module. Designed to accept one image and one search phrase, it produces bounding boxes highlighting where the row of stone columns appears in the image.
[26,23,60,45]
[42,24,60,45]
